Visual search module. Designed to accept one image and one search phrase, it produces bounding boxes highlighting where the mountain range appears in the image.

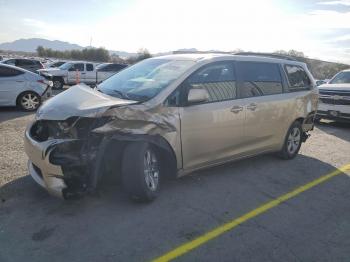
[1,38,349,79]
[0,38,136,57]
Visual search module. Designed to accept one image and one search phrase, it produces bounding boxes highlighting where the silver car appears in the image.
[24,54,318,201]
[0,64,52,111]
[2,58,44,73]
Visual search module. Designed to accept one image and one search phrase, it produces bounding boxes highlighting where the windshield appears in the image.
[329,71,350,84]
[98,58,195,101]
[59,62,73,70]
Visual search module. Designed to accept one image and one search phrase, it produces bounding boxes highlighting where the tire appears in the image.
[17,91,41,111]
[121,142,161,202]
[52,77,64,89]
[278,121,303,160]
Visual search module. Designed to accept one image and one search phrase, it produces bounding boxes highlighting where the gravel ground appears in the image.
[0,105,350,262]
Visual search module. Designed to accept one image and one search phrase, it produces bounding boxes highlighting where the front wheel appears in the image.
[52,78,64,89]
[121,142,161,202]
[278,121,302,160]
[18,91,41,111]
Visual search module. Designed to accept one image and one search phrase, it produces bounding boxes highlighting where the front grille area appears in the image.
[319,89,350,105]
[319,97,350,105]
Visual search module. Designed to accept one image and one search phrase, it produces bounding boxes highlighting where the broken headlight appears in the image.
[30,117,107,141]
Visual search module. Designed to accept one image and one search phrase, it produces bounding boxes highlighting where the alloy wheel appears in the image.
[143,149,159,191]
[287,127,301,154]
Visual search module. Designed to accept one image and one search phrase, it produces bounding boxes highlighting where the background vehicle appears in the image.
[96,63,128,83]
[46,60,67,68]
[315,79,327,86]
[25,54,318,202]
[1,58,44,73]
[317,69,350,122]
[0,63,52,111]
[38,61,98,89]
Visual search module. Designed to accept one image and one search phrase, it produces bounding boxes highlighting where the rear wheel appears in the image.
[278,121,302,160]
[121,142,161,202]
[18,91,41,111]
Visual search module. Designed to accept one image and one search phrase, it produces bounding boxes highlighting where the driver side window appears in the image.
[186,61,237,104]
[69,63,84,71]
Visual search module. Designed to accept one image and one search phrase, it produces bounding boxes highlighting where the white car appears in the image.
[0,64,52,111]
[38,61,98,89]
[317,69,350,122]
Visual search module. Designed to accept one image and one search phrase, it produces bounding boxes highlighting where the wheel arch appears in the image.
[16,90,41,107]
[89,133,178,190]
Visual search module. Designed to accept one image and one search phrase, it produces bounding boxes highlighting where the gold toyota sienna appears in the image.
[24,53,318,202]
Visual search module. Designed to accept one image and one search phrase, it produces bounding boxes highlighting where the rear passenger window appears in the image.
[186,62,236,103]
[86,64,94,71]
[284,65,311,91]
[0,66,23,77]
[237,62,283,98]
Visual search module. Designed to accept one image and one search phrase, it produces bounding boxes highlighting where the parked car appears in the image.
[96,63,128,83]
[38,61,98,89]
[46,61,67,68]
[317,69,350,122]
[1,58,44,73]
[315,79,327,86]
[0,64,52,111]
[24,54,318,201]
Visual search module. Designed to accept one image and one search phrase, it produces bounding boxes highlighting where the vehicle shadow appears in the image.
[0,107,34,123]
[1,153,349,262]
[315,120,350,143]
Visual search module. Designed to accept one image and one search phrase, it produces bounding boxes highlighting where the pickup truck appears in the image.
[38,61,127,89]
[38,61,98,89]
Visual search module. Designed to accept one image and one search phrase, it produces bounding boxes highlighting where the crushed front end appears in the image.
[24,117,107,199]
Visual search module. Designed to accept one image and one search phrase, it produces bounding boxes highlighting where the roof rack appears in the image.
[234,52,299,61]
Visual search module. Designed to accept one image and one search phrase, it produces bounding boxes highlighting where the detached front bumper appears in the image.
[24,122,67,198]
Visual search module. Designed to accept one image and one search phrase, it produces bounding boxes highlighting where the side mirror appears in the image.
[187,88,209,104]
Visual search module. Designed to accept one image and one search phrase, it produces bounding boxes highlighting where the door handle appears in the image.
[231,105,243,113]
[16,80,24,82]
[81,72,86,75]
[247,103,257,111]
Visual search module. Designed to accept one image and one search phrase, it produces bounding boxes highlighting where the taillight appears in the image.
[37,79,45,84]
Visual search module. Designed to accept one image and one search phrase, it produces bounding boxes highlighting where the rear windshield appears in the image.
[284,65,312,90]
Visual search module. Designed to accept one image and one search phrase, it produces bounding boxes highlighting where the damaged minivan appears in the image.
[24,53,318,202]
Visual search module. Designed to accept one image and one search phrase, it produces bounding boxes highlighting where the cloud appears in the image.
[17,0,350,63]
[318,0,350,6]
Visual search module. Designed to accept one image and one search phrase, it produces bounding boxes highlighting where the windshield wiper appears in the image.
[125,93,150,102]
[111,90,126,98]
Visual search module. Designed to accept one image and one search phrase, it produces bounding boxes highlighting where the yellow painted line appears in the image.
[153,163,350,262]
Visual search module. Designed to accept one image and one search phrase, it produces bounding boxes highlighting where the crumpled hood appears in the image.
[36,84,136,120]
[318,83,350,91]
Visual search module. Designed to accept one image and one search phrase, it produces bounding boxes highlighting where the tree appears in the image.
[36,46,45,57]
[127,48,152,64]
[35,46,111,62]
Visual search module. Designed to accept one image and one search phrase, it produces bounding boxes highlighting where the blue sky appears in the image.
[0,0,350,63]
